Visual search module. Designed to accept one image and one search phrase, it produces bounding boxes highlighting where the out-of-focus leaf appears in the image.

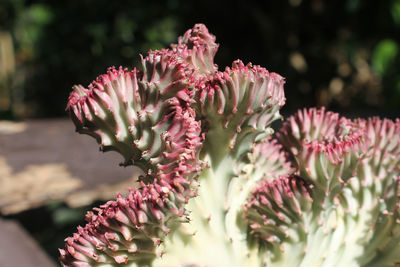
[392,0,400,26]
[14,4,53,54]
[145,17,178,45]
[115,15,137,43]
[29,4,53,24]
[346,0,360,13]
[372,39,398,76]
[52,206,86,227]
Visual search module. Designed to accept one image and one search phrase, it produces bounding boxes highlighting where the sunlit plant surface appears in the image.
[60,24,400,267]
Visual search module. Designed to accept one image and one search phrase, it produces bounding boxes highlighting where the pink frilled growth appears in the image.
[62,23,400,266]
[62,23,289,266]
[62,99,203,266]
[66,67,139,133]
[171,23,219,75]
[197,60,285,116]
[242,137,294,180]
[243,175,312,243]
[357,117,400,172]
[277,108,400,190]
[67,49,194,128]
[193,59,286,161]
[59,180,188,266]
[245,108,400,260]
[140,49,195,102]
[66,49,204,191]
[278,107,365,166]
[62,103,203,266]
[62,40,206,266]
[152,106,204,196]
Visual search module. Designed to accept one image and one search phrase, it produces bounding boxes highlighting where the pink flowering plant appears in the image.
[60,24,400,266]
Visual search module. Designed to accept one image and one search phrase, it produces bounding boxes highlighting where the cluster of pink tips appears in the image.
[61,23,400,267]
[59,181,186,266]
[61,25,219,266]
[278,107,366,165]
[246,107,400,248]
[244,175,312,242]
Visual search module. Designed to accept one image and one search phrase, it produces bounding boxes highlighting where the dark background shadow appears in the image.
[1,0,399,119]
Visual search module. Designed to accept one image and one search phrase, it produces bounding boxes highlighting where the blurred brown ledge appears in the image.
[0,119,141,215]
[0,217,57,267]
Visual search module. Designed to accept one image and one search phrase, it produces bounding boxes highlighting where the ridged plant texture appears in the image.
[61,24,400,267]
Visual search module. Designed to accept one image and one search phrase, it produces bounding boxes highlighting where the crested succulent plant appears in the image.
[60,24,400,267]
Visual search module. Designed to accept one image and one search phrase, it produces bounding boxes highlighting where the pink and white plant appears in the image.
[60,24,400,267]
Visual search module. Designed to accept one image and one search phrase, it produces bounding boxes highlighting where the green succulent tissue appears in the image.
[60,24,400,267]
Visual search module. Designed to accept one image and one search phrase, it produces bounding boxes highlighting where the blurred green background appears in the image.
[1,0,400,120]
[1,0,400,264]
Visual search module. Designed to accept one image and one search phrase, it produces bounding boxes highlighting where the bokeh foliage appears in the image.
[0,0,399,118]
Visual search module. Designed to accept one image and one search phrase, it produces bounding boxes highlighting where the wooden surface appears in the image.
[0,218,57,267]
[0,119,140,215]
